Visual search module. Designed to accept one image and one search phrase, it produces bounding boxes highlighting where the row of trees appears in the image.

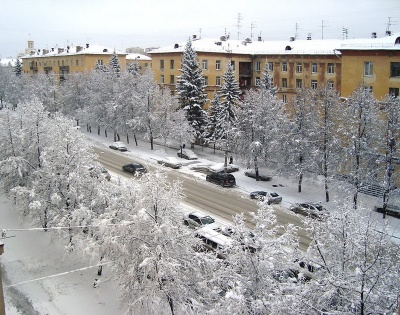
[1,40,399,210]
[0,101,399,314]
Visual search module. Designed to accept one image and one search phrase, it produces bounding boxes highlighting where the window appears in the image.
[203,76,208,85]
[170,60,174,69]
[160,74,164,84]
[268,62,273,71]
[255,61,261,71]
[390,62,400,77]
[230,61,235,70]
[364,62,373,76]
[296,79,302,88]
[216,76,221,86]
[282,78,288,88]
[160,60,164,70]
[202,60,208,70]
[389,87,399,97]
[255,77,261,86]
[327,80,334,89]
[97,60,103,66]
[311,63,318,74]
[296,63,302,73]
[282,94,287,103]
[170,75,174,84]
[328,63,335,74]
[282,62,288,72]
[311,80,318,89]
[76,60,78,66]
[216,60,221,70]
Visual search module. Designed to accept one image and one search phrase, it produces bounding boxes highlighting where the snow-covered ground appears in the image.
[1,128,399,314]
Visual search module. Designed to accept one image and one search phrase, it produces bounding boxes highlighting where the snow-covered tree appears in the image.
[109,51,121,76]
[13,58,22,76]
[95,170,211,315]
[176,38,207,142]
[217,63,240,170]
[128,61,140,76]
[259,60,277,95]
[294,203,400,314]
[338,87,381,208]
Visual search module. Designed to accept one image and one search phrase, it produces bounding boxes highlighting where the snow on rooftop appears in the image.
[126,53,151,61]
[148,32,400,55]
[21,44,126,59]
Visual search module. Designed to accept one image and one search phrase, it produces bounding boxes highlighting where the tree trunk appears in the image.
[298,173,303,193]
[97,126,100,135]
[126,133,129,144]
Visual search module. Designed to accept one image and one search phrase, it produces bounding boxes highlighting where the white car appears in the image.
[109,141,127,151]
[209,163,239,173]
[157,156,182,169]
[183,212,220,230]
[177,149,198,160]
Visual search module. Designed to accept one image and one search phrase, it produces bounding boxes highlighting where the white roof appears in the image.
[126,53,151,61]
[21,44,126,59]
[149,32,400,56]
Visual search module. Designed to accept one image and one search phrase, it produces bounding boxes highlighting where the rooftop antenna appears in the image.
[342,27,348,40]
[295,23,301,39]
[199,28,202,39]
[386,16,397,34]
[250,22,257,39]
[320,20,328,39]
[236,13,243,40]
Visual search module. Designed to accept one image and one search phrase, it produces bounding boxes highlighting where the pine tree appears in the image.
[13,59,22,77]
[108,51,120,76]
[127,61,140,76]
[260,60,277,95]
[176,38,207,142]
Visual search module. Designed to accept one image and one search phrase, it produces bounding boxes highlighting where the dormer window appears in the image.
[395,37,400,45]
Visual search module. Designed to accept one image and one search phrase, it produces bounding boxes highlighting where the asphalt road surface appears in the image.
[93,146,311,249]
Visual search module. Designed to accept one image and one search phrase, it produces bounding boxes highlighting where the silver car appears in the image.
[250,191,282,204]
[290,202,328,219]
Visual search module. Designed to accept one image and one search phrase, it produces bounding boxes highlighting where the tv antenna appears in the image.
[236,13,243,40]
[250,22,257,39]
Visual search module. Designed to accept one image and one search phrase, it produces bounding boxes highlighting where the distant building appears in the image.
[21,42,127,80]
[126,53,152,74]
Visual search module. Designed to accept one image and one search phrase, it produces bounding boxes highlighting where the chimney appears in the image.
[386,30,392,36]
[258,36,262,41]
[371,32,377,38]
[290,37,295,42]
[76,46,83,52]
[192,35,197,40]
[86,43,89,48]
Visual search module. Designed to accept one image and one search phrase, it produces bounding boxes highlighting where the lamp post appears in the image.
[0,242,5,315]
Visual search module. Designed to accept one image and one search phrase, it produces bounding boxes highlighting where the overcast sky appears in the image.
[1,0,399,58]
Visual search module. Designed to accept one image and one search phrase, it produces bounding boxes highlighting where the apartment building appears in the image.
[21,43,127,80]
[148,33,400,103]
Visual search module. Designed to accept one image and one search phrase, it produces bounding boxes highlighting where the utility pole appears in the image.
[0,242,5,315]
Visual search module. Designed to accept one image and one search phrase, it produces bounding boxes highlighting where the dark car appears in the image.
[250,191,282,204]
[122,163,147,176]
[244,170,272,181]
[206,172,236,187]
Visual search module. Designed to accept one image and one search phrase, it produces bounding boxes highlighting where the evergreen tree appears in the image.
[127,61,140,76]
[109,51,120,76]
[13,59,23,76]
[176,38,207,142]
[203,91,222,144]
[260,60,277,95]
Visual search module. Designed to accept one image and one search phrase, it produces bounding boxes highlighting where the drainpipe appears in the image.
[0,242,5,315]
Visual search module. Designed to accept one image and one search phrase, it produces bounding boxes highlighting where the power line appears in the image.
[5,261,112,288]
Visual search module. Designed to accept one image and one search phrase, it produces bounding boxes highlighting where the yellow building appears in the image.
[338,33,400,99]
[126,53,152,74]
[148,33,400,103]
[21,42,127,80]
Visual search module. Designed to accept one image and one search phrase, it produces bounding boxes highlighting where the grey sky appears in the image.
[1,0,399,58]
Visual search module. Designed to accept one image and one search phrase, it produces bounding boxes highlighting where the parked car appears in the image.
[177,149,198,160]
[122,163,147,176]
[89,166,111,181]
[250,191,282,204]
[290,202,328,219]
[195,226,233,259]
[206,172,236,187]
[183,212,220,230]
[157,156,182,169]
[109,141,128,151]
[244,170,272,181]
[209,163,239,173]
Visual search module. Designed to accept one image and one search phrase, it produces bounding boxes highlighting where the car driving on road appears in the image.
[122,163,147,176]
[206,172,236,187]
